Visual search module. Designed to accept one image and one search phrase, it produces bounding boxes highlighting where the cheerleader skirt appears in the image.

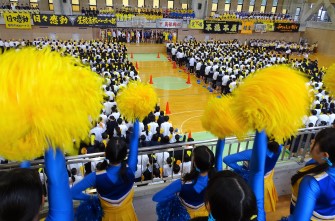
[99,188,138,221]
[264,169,278,213]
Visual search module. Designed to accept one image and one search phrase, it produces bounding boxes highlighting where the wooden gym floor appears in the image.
[129,46,335,141]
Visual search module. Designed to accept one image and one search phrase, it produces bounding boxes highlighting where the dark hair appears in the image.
[104,138,129,182]
[166,157,173,168]
[267,140,280,154]
[0,169,43,221]
[71,168,77,183]
[205,171,257,221]
[173,164,180,174]
[291,128,335,185]
[183,146,216,183]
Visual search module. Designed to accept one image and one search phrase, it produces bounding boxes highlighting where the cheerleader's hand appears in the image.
[45,147,74,221]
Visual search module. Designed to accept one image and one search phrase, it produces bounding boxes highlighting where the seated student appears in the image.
[190,170,258,221]
[223,140,282,212]
[0,149,73,221]
[69,168,83,187]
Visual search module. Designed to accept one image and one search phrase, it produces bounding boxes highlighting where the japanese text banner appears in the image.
[4,12,31,29]
[274,23,300,32]
[188,19,204,29]
[33,14,71,26]
[156,19,183,29]
[203,20,239,34]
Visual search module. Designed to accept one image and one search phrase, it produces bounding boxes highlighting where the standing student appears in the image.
[153,146,216,220]
[71,122,139,221]
[283,128,335,221]
[223,140,282,212]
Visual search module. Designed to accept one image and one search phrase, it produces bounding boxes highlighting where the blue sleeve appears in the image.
[215,139,225,171]
[288,176,320,221]
[248,131,267,221]
[71,172,97,201]
[223,149,252,173]
[128,120,139,172]
[152,179,182,202]
[44,148,74,221]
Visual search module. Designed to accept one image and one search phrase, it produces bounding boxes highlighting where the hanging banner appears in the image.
[203,20,239,34]
[274,23,300,32]
[32,14,116,27]
[74,15,117,27]
[264,22,274,31]
[188,19,204,29]
[33,14,72,26]
[254,23,267,33]
[240,21,254,34]
[156,19,183,29]
[3,12,31,29]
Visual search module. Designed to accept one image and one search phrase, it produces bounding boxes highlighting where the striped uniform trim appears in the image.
[178,196,204,210]
[98,188,133,206]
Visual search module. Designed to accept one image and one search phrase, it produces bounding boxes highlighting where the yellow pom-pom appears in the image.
[116,81,158,122]
[201,96,248,139]
[232,66,311,142]
[0,48,104,161]
[323,64,335,96]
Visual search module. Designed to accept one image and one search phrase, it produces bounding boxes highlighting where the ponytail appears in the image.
[291,163,328,185]
[71,175,76,183]
[119,161,129,183]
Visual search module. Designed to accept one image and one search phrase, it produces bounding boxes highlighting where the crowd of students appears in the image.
[209,11,294,22]
[0,36,335,221]
[101,28,177,44]
[0,2,39,15]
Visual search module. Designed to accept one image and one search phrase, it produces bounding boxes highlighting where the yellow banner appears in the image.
[3,12,31,29]
[264,22,274,31]
[241,21,254,34]
[188,19,204,29]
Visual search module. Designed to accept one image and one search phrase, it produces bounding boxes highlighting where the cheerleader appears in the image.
[190,170,258,221]
[152,146,216,220]
[71,121,140,221]
[223,140,282,212]
[283,128,335,221]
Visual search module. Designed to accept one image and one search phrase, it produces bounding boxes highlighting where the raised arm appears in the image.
[45,148,74,221]
[152,179,182,202]
[70,172,97,201]
[223,149,252,173]
[127,119,139,172]
[288,176,320,221]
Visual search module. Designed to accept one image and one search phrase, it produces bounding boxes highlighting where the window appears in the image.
[106,0,113,6]
[212,3,218,12]
[282,8,287,14]
[153,0,159,8]
[260,6,265,12]
[237,0,243,12]
[225,0,230,11]
[261,0,266,6]
[122,0,128,7]
[30,0,38,8]
[168,0,173,9]
[182,3,188,9]
[72,0,79,12]
[249,5,254,12]
[271,6,276,13]
[138,0,144,8]
[250,0,255,6]
[10,0,18,7]
[89,0,97,9]
[48,0,53,11]
[272,0,278,6]
[294,7,301,21]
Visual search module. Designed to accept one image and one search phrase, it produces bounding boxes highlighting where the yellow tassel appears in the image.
[0,48,104,161]
[323,64,335,96]
[201,96,248,139]
[232,66,311,142]
[116,82,158,122]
